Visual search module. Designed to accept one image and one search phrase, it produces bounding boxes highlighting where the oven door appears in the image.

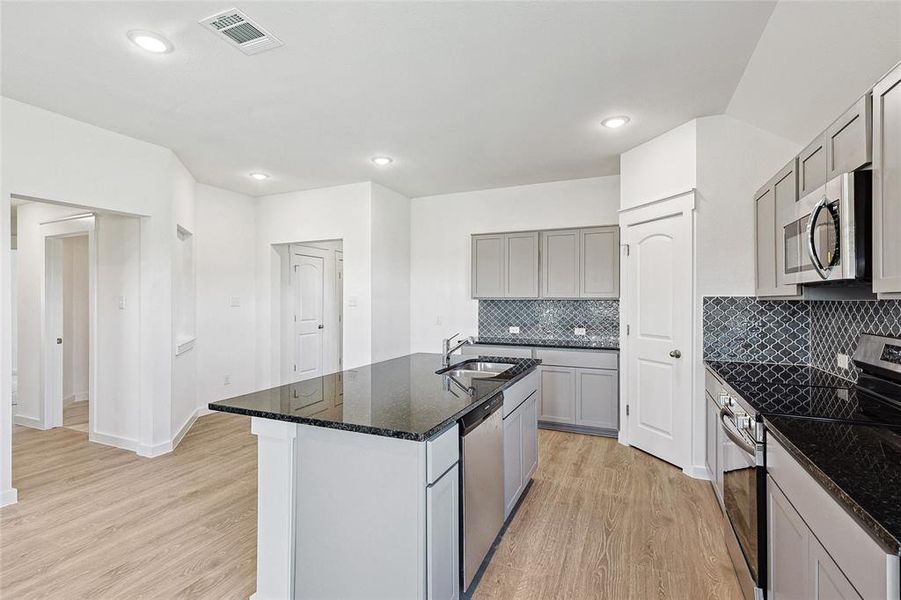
[720,408,764,600]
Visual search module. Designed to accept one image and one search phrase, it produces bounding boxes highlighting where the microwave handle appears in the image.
[807,195,832,280]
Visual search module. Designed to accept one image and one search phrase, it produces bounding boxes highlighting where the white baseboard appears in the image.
[0,487,18,507]
[90,431,139,453]
[683,463,711,480]
[64,392,89,403]
[13,414,45,429]
[137,407,208,458]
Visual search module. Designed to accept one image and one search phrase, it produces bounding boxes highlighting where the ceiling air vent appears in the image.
[199,8,283,55]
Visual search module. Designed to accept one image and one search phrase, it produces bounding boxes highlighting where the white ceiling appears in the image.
[727,1,901,145]
[1,1,779,197]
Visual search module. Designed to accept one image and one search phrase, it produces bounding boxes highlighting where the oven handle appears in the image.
[719,406,756,456]
[806,195,838,280]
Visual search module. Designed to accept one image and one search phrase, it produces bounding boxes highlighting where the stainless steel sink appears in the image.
[441,361,511,380]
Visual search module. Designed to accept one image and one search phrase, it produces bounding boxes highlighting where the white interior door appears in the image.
[44,237,64,428]
[292,252,325,380]
[623,198,693,469]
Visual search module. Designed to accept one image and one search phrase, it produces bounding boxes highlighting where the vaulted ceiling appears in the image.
[2,2,899,197]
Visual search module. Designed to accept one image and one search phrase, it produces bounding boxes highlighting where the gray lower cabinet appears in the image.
[538,367,576,423]
[705,393,719,500]
[579,226,619,298]
[503,388,538,519]
[539,365,618,432]
[427,463,460,600]
[541,229,581,298]
[873,63,901,295]
[574,368,617,429]
[767,475,861,600]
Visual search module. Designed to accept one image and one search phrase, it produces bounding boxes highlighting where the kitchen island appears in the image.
[210,352,540,600]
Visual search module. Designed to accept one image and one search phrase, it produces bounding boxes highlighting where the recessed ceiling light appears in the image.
[601,116,631,129]
[371,156,394,166]
[249,172,270,181]
[127,30,173,54]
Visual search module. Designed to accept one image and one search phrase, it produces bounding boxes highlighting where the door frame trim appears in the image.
[618,190,696,475]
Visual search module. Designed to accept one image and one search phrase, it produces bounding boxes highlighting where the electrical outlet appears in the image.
[508,326,520,334]
[574,327,586,336]
[223,374,231,385]
[435,315,443,326]
[118,296,126,310]
[837,353,850,369]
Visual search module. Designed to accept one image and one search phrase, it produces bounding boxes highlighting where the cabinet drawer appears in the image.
[502,370,539,417]
[535,348,617,369]
[461,345,532,359]
[767,436,893,599]
[427,425,459,485]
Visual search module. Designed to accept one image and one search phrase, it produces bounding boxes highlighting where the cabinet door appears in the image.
[799,133,827,198]
[574,368,618,430]
[579,226,619,298]
[503,408,524,519]
[505,232,539,298]
[873,63,901,294]
[767,476,811,600]
[541,229,580,298]
[705,394,718,490]
[761,159,802,295]
[522,392,538,483]
[539,367,576,423]
[827,93,872,179]
[427,464,460,600]
[810,535,862,599]
[471,234,505,298]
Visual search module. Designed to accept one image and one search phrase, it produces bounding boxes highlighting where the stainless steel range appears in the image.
[705,333,901,600]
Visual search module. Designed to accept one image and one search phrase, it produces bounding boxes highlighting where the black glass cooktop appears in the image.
[708,362,901,427]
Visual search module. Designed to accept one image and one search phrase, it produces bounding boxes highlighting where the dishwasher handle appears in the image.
[460,393,504,436]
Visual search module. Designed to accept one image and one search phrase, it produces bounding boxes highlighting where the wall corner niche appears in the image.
[175,224,196,356]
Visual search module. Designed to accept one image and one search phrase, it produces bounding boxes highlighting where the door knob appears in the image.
[318,324,324,330]
[56,338,63,345]
[669,349,681,359]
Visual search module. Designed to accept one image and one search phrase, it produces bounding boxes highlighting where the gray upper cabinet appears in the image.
[504,232,539,298]
[471,234,506,298]
[473,226,620,299]
[755,160,800,298]
[826,93,872,179]
[798,132,827,198]
[541,229,581,298]
[873,63,901,295]
[579,226,619,298]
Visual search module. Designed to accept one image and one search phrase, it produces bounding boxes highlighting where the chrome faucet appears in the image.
[442,333,474,367]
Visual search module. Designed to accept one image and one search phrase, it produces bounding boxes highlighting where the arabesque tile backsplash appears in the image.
[703,296,901,381]
[478,299,619,346]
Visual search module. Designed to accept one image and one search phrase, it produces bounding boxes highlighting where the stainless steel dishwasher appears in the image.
[460,392,505,593]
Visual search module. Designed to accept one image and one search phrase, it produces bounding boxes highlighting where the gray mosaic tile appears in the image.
[703,296,901,382]
[478,299,619,343]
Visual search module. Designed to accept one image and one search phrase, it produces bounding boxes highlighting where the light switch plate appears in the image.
[574,327,586,336]
[837,353,850,369]
[508,326,520,334]
[230,296,241,307]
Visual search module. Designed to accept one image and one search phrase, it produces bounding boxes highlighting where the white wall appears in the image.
[371,184,411,363]
[620,120,697,210]
[62,235,89,403]
[409,176,621,353]
[95,214,141,447]
[195,184,257,408]
[254,183,373,386]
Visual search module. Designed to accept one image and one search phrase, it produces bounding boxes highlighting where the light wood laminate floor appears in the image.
[1,413,740,599]
[63,400,89,433]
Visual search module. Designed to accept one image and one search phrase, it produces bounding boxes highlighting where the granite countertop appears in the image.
[209,353,541,441]
[765,416,901,553]
[473,335,619,351]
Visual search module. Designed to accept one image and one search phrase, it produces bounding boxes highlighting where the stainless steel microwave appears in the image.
[780,170,871,285]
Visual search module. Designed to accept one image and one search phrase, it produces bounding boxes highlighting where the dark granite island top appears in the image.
[209,352,540,441]
[765,416,901,553]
